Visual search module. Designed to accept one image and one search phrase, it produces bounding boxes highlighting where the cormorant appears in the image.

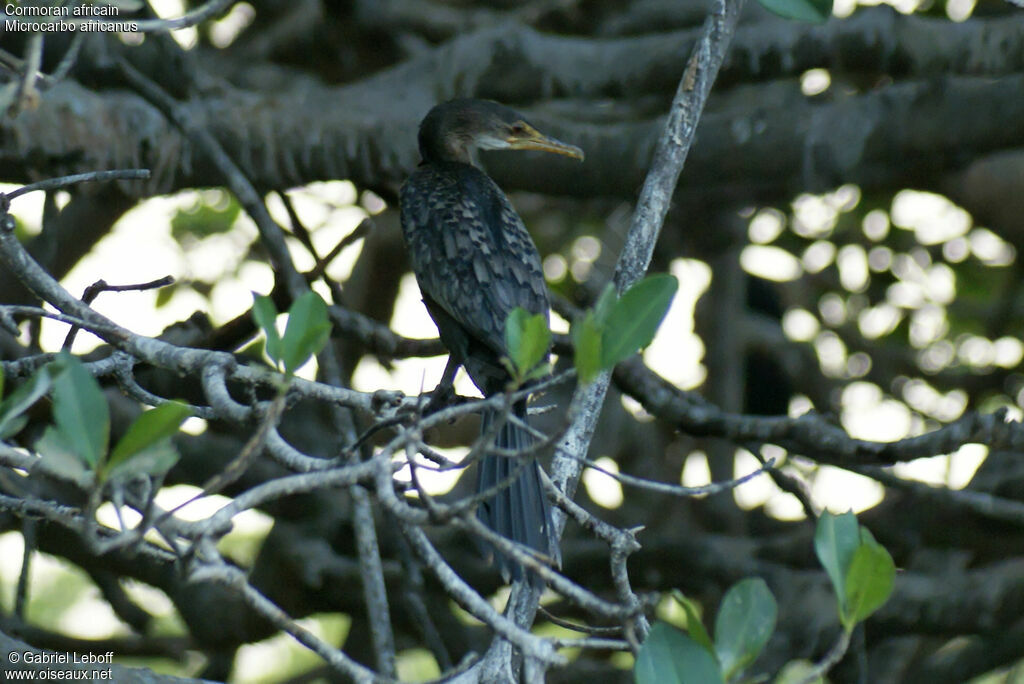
[399,99,583,582]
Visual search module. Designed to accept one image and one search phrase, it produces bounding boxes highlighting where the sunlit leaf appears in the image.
[281,291,332,374]
[714,578,778,679]
[814,511,860,612]
[572,312,603,384]
[154,283,177,309]
[252,294,282,366]
[505,308,551,380]
[843,538,895,629]
[670,590,713,652]
[601,274,677,369]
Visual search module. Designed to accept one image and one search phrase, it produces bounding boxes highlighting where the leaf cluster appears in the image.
[1,354,190,483]
[252,291,332,377]
[635,511,895,683]
[503,274,679,386]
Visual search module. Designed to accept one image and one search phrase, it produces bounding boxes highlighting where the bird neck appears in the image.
[419,137,478,166]
[418,114,480,166]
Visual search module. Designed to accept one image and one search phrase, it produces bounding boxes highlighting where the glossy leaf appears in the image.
[281,291,332,374]
[0,365,55,439]
[635,622,723,684]
[814,511,860,610]
[757,0,832,23]
[252,294,282,366]
[714,578,778,679]
[601,274,677,369]
[504,308,551,380]
[670,590,713,653]
[842,538,895,629]
[50,354,109,468]
[572,312,603,384]
[103,401,191,479]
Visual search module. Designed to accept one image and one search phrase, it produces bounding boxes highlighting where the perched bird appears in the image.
[399,99,583,582]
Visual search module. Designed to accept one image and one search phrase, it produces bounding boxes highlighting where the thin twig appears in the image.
[14,519,35,619]
[537,607,624,636]
[2,169,151,202]
[797,627,853,684]
[63,276,174,350]
[190,559,384,683]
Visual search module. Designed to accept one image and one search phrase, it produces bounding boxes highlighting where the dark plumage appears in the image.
[399,99,583,582]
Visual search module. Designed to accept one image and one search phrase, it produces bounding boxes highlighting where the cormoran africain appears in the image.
[399,99,583,582]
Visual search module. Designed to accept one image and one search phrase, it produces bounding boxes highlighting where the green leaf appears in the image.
[635,622,723,684]
[523,361,552,382]
[756,0,832,23]
[601,274,677,369]
[814,511,860,612]
[714,578,778,680]
[50,354,109,469]
[252,294,283,366]
[35,426,90,481]
[572,312,604,384]
[281,291,332,374]
[773,660,823,684]
[103,401,191,480]
[170,191,240,242]
[670,590,714,653]
[842,539,895,629]
[592,282,618,326]
[154,283,177,308]
[504,308,551,380]
[0,364,56,440]
[105,440,180,481]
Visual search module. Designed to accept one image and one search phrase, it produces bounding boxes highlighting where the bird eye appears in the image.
[510,122,527,135]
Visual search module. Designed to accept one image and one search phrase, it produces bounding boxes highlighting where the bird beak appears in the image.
[507,126,585,161]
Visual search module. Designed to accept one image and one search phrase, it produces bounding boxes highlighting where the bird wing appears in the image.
[400,164,549,359]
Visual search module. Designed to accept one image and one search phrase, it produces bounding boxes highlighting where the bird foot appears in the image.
[422,382,456,416]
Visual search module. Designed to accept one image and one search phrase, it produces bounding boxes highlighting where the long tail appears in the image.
[476,401,560,583]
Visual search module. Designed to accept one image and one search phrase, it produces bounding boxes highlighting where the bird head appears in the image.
[418,99,584,165]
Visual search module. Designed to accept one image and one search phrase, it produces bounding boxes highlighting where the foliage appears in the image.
[170,191,241,243]
[637,579,775,684]
[571,275,678,384]
[3,354,192,484]
[815,511,895,631]
[252,291,332,377]
[502,274,677,386]
[635,622,723,684]
[636,512,894,682]
[504,307,552,384]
